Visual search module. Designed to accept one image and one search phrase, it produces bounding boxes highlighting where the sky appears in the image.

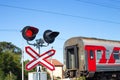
[0,0,120,63]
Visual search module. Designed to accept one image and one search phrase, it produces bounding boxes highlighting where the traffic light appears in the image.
[21,26,39,41]
[43,30,59,44]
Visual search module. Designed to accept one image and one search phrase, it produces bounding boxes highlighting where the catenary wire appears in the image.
[76,0,120,10]
[0,4,120,24]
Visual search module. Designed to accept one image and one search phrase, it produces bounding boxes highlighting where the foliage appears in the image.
[0,69,5,80]
[0,41,51,80]
[0,42,22,80]
[77,76,86,80]
[0,42,21,54]
[4,72,17,80]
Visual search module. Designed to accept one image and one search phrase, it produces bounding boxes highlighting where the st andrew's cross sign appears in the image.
[25,46,55,71]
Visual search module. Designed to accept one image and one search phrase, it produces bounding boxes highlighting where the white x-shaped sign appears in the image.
[25,46,55,71]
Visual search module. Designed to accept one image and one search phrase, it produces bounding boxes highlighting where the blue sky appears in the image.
[0,0,120,63]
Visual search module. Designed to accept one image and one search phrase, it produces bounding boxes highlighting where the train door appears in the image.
[88,50,96,71]
[85,45,96,71]
[85,45,106,71]
[65,45,79,69]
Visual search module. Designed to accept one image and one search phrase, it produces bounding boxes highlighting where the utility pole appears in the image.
[51,46,54,80]
[22,50,24,80]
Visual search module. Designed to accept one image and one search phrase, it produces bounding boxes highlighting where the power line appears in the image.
[76,0,120,10]
[0,4,120,24]
[0,29,20,32]
[108,0,120,3]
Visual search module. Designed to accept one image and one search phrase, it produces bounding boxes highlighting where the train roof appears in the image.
[64,37,120,47]
[66,36,120,42]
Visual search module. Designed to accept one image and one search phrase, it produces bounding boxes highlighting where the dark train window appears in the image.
[65,45,79,69]
[90,50,94,59]
[113,50,119,60]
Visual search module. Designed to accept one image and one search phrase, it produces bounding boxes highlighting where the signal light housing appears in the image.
[21,26,39,41]
[43,30,59,44]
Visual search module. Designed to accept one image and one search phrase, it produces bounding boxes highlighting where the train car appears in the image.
[63,37,120,80]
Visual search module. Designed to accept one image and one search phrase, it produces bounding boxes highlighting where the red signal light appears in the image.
[25,29,33,37]
[21,26,39,41]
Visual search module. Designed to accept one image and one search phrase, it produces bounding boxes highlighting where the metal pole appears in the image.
[36,39,44,80]
[22,50,24,80]
[51,47,53,80]
[37,45,41,80]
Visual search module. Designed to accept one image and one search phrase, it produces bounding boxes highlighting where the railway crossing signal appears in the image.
[21,26,39,41]
[25,46,56,71]
[43,30,59,44]
[21,26,59,80]
[21,26,59,44]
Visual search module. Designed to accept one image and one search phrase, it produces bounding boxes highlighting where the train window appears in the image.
[113,50,119,60]
[96,50,102,60]
[90,50,94,59]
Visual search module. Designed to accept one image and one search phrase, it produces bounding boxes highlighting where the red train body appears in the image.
[63,37,120,80]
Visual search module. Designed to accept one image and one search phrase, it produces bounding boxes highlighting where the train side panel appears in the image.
[64,37,120,79]
[83,39,120,72]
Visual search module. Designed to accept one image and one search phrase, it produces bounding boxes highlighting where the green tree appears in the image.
[0,42,21,54]
[0,69,5,80]
[4,72,17,80]
[0,42,22,80]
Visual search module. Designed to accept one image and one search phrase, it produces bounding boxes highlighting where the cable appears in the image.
[108,0,120,3]
[0,4,120,24]
[0,29,66,40]
[0,29,20,32]
[76,0,120,10]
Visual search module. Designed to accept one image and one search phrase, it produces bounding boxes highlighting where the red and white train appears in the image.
[63,37,120,80]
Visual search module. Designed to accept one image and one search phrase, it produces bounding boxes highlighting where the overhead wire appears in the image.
[0,1,120,51]
[108,0,120,3]
[0,4,120,24]
[0,28,66,41]
[0,29,20,32]
[76,0,120,10]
